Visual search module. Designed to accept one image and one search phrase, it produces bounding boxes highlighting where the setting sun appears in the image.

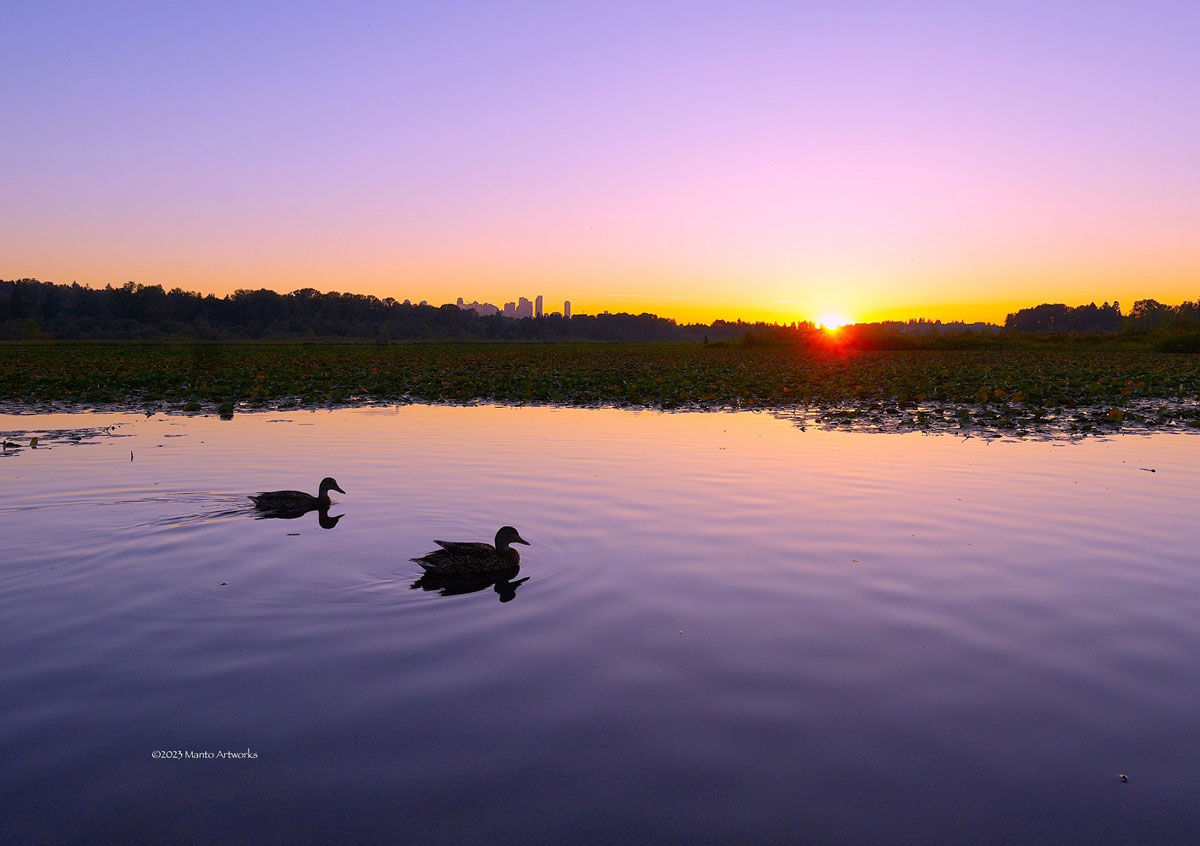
[818,314,851,330]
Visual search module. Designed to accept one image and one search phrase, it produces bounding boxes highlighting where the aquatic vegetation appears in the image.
[3,341,1200,437]
[0,421,127,455]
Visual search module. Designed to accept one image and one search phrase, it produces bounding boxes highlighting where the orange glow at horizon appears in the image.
[818,313,851,330]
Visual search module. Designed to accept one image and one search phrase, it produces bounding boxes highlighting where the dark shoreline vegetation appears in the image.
[4,340,1200,438]
[6,278,1200,348]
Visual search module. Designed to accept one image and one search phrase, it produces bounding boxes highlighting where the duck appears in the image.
[249,477,345,510]
[411,526,530,574]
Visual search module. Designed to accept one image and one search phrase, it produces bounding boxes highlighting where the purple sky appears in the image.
[3,1,1198,322]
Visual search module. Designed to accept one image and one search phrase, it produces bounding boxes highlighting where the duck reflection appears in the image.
[410,566,530,602]
[254,503,344,530]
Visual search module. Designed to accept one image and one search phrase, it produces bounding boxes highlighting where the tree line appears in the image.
[4,278,1200,343]
[0,279,767,341]
[1003,300,1200,333]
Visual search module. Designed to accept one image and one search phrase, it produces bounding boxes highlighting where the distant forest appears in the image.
[0,279,753,342]
[2,278,1199,343]
[1002,300,1200,333]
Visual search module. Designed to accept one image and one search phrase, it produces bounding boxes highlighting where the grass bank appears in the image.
[4,340,1200,434]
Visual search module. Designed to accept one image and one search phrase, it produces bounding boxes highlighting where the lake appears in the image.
[2,405,1198,843]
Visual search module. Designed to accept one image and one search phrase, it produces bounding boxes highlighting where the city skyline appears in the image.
[456,294,572,319]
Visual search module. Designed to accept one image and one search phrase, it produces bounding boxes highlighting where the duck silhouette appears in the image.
[250,477,344,510]
[411,526,530,574]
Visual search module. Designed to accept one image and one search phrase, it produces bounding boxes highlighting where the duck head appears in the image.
[495,526,530,550]
[318,477,346,496]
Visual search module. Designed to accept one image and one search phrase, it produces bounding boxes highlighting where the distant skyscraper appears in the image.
[456,297,499,316]
[458,295,572,319]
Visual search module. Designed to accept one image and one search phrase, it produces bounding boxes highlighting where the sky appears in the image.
[2,0,1198,324]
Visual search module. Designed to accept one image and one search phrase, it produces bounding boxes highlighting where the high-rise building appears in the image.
[456,297,498,316]
[454,294,571,319]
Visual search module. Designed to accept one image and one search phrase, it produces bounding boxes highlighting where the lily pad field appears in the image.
[3,341,1200,436]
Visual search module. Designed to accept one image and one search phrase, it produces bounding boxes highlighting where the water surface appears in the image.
[2,406,1198,843]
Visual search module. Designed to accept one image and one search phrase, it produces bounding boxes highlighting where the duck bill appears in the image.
[514,536,530,546]
[333,485,346,494]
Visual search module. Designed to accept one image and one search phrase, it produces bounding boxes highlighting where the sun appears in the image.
[817,313,850,330]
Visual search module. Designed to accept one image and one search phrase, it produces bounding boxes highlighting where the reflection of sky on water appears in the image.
[1,405,1198,842]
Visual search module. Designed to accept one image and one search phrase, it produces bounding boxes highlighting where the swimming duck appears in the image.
[411,526,530,574]
[249,477,345,510]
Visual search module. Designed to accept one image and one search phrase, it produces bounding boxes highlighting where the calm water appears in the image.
[2,406,1199,843]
